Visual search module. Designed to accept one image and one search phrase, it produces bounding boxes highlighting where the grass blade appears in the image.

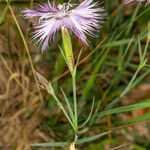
[31,142,68,147]
[79,99,95,129]
[99,100,150,117]
[76,131,111,145]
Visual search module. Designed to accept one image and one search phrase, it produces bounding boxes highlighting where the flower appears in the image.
[22,0,105,51]
[124,0,150,4]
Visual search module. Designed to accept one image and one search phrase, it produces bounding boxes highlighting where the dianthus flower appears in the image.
[23,0,105,50]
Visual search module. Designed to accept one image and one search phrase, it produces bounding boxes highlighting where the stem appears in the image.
[72,71,78,133]
[61,27,78,133]
[52,93,76,131]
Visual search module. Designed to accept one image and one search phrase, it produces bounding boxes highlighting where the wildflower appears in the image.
[22,0,105,51]
[124,0,150,4]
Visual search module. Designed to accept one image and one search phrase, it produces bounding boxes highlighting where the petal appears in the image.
[67,16,88,44]
[69,0,105,43]
[22,1,58,18]
[31,18,62,50]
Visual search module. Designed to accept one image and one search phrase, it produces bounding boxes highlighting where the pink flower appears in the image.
[22,0,105,51]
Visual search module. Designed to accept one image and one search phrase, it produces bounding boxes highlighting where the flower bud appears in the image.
[61,26,74,73]
[34,70,54,95]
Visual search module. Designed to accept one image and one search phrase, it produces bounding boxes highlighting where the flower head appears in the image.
[23,0,105,51]
[124,0,150,4]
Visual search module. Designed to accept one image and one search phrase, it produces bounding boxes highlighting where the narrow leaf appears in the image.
[76,131,111,145]
[79,99,95,128]
[99,100,150,117]
[31,142,68,147]
[61,87,75,123]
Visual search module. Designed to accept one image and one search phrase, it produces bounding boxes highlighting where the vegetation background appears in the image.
[0,0,150,149]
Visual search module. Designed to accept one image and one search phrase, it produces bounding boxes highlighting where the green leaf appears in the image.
[79,98,95,128]
[31,142,68,147]
[58,45,68,65]
[31,131,111,147]
[98,100,150,117]
[60,87,75,124]
[76,131,111,145]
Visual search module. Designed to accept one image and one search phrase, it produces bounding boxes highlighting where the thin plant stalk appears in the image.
[61,27,78,133]
[72,70,78,133]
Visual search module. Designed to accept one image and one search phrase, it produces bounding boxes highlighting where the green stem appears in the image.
[52,93,76,131]
[61,27,78,133]
[72,71,78,133]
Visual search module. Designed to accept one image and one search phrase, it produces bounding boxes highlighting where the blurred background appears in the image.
[1,0,150,149]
